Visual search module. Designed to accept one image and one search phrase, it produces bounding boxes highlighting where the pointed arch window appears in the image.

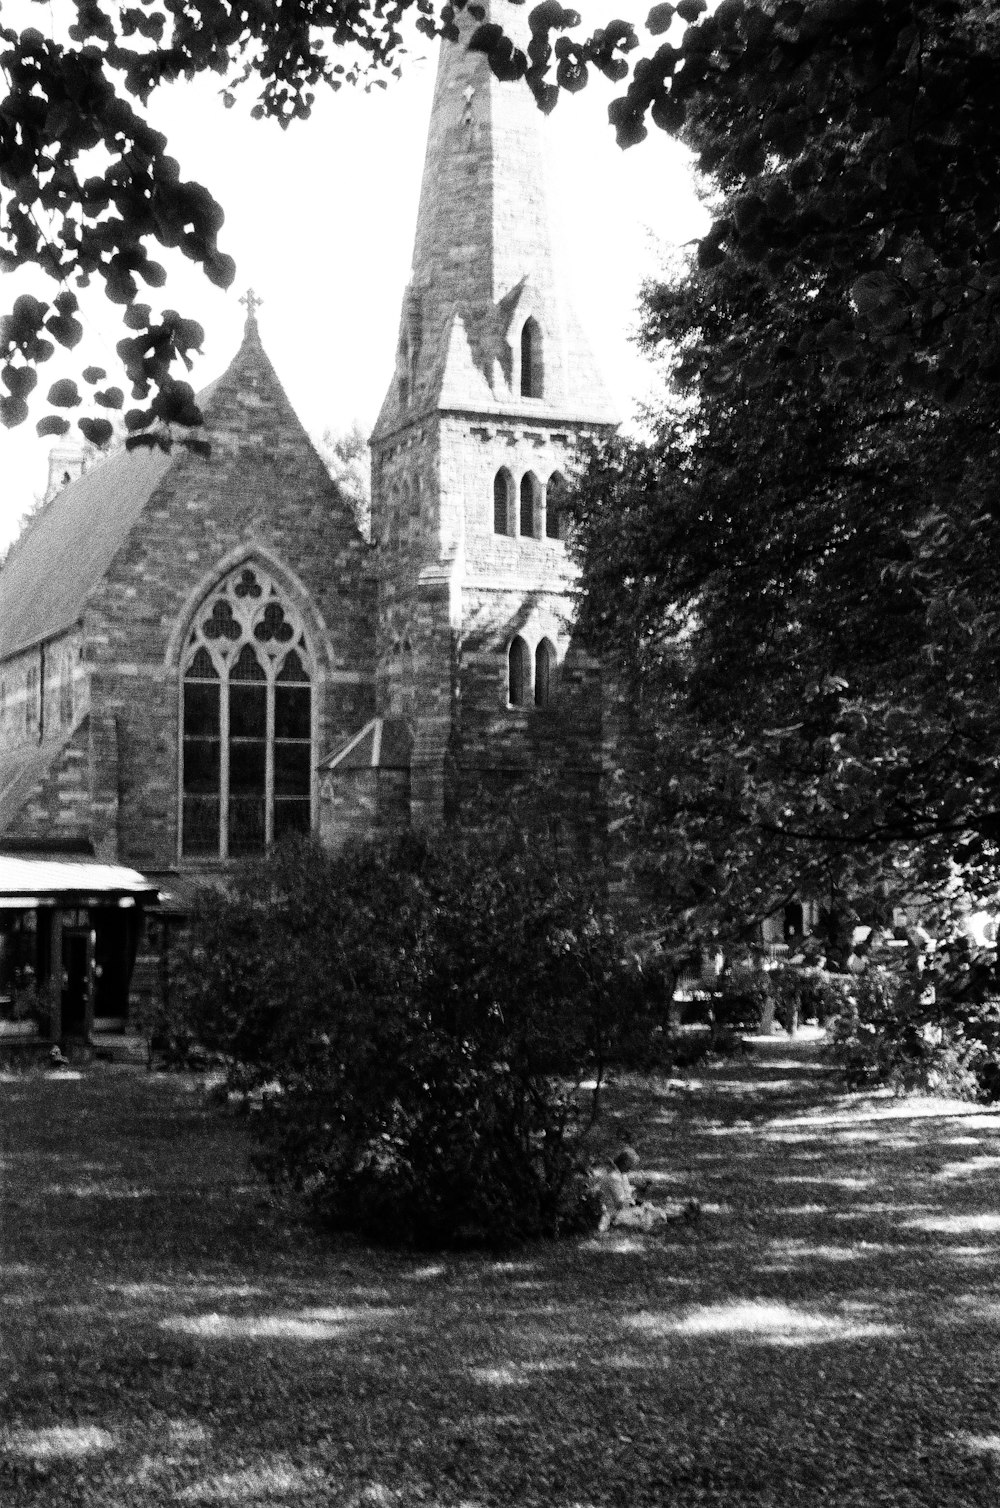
[181,564,314,859]
[520,318,543,399]
[494,468,514,535]
[546,471,567,540]
[508,636,530,707]
[520,472,540,538]
[534,639,555,706]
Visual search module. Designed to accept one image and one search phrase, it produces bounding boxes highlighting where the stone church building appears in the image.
[0,0,620,1038]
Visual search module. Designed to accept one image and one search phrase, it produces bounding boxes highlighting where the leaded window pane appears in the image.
[274,743,311,796]
[274,685,310,739]
[274,800,312,841]
[229,740,266,795]
[229,683,266,739]
[183,796,220,856]
[229,798,266,855]
[183,738,220,794]
[183,682,220,738]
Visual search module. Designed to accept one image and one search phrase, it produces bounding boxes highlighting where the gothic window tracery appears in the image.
[181,564,313,859]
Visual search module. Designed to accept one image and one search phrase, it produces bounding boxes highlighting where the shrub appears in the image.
[175,827,644,1247]
[823,952,1000,1100]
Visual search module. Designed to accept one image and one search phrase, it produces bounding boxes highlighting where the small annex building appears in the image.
[0,0,621,1045]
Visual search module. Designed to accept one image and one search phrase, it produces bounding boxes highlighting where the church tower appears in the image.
[370,0,618,823]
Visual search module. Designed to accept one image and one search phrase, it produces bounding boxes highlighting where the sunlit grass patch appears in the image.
[0,1424,115,1459]
[625,1300,901,1345]
[176,1457,327,1501]
[162,1306,401,1341]
[906,1212,1000,1234]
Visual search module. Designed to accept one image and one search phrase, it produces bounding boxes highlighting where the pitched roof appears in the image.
[0,316,286,664]
[0,442,178,662]
[319,717,413,772]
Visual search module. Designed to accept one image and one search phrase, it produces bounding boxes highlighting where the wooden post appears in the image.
[48,910,63,1041]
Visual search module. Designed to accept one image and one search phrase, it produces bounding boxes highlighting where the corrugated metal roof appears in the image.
[0,855,158,903]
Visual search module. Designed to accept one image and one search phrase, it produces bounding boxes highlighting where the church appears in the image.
[0,0,621,1044]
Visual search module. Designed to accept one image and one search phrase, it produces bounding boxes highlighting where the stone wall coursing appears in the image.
[1,714,93,847]
[81,327,376,870]
[0,626,87,762]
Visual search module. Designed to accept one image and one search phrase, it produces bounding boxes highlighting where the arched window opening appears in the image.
[59,655,73,727]
[494,469,514,535]
[534,639,555,707]
[181,564,313,860]
[546,471,567,540]
[520,317,543,399]
[508,636,530,707]
[520,472,539,538]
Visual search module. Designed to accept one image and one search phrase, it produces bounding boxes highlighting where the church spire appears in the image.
[373,0,617,438]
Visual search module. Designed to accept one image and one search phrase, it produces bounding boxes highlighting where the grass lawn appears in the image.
[4,1040,1000,1507]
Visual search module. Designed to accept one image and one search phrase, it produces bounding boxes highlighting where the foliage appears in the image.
[315,421,371,537]
[3,1,997,444]
[174,828,650,1247]
[567,3,1000,956]
[7,977,57,1032]
[824,941,1000,1102]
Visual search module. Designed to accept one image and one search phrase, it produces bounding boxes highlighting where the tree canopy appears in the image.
[9,0,994,450]
[569,0,1000,952]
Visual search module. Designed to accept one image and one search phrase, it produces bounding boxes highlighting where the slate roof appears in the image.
[0,340,241,664]
[0,441,177,663]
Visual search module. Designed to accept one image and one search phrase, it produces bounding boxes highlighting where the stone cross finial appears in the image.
[239,288,263,323]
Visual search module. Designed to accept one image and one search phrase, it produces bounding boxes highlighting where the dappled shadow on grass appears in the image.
[6,1054,1000,1507]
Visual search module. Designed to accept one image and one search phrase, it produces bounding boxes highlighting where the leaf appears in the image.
[78,416,114,446]
[47,379,82,408]
[647,3,674,35]
[82,366,108,384]
[36,414,71,437]
[95,387,124,409]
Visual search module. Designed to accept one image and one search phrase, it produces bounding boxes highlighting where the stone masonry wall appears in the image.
[82,324,376,872]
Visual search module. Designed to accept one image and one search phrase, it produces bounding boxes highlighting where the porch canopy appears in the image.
[0,856,159,910]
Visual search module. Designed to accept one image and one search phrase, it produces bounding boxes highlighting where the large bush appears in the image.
[176,828,651,1247]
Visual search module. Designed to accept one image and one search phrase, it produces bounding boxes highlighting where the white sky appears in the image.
[0,9,708,553]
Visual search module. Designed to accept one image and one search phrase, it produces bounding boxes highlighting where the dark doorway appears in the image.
[62,928,93,1038]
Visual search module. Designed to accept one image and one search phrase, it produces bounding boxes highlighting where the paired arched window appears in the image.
[520,318,543,399]
[494,468,514,535]
[508,635,556,708]
[181,564,313,859]
[508,636,531,707]
[546,471,567,540]
[520,472,539,538]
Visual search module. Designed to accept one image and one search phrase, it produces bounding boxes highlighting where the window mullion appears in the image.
[265,668,275,846]
[220,666,230,860]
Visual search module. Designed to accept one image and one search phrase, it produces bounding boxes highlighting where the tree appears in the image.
[4,1,998,452]
[568,3,1000,950]
[315,421,371,537]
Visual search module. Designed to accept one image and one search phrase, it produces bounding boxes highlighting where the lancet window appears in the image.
[181,564,313,859]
